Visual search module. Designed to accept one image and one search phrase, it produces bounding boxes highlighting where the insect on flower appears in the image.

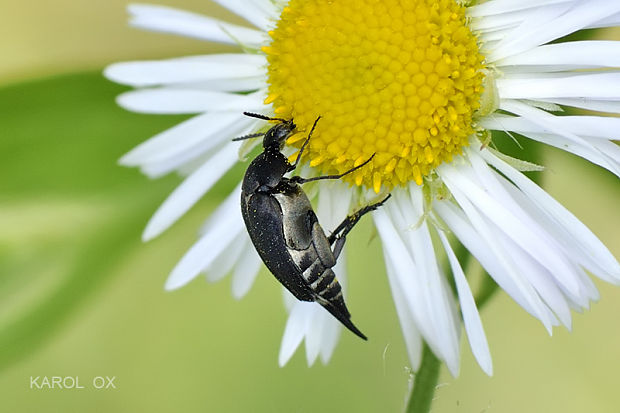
[235,112,390,339]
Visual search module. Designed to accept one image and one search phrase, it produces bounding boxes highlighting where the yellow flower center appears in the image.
[264,0,485,191]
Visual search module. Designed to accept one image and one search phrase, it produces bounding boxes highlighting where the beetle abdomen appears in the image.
[241,192,314,301]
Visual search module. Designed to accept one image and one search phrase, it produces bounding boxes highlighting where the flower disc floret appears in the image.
[265,0,485,191]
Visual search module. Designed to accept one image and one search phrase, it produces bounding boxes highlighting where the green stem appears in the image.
[406,344,441,413]
[474,274,499,309]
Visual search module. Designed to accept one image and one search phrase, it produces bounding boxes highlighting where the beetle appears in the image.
[234,112,390,340]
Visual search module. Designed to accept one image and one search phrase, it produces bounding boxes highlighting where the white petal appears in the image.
[279,302,313,366]
[472,2,567,32]
[489,1,620,61]
[382,247,423,371]
[437,231,493,376]
[435,200,545,319]
[468,0,572,18]
[479,114,620,141]
[396,187,461,376]
[496,41,620,71]
[375,206,459,375]
[120,112,250,166]
[204,232,246,282]
[374,210,435,349]
[536,98,620,114]
[143,144,239,241]
[499,100,620,176]
[209,0,278,31]
[134,115,260,179]
[117,89,265,114]
[231,240,262,299]
[480,149,620,283]
[438,166,554,331]
[127,4,266,47]
[304,306,327,366]
[491,180,595,310]
[104,54,267,87]
[463,150,583,297]
[590,11,620,29]
[318,313,341,365]
[164,190,243,290]
[498,73,620,101]
[316,180,353,228]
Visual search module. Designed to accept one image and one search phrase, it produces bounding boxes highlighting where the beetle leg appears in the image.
[327,194,392,245]
[289,116,321,171]
[289,153,376,184]
[331,236,346,260]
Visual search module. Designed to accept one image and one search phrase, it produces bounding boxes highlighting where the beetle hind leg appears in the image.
[327,194,392,247]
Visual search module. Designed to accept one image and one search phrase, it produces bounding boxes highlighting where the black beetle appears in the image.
[234,112,390,340]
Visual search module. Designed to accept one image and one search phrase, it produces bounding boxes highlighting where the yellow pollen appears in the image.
[265,0,485,190]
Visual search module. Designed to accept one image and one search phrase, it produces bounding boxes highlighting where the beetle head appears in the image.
[238,112,296,151]
[263,119,296,150]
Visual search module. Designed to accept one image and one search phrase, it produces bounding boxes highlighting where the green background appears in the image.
[1,2,619,412]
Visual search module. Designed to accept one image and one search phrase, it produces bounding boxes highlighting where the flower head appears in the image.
[106,0,620,376]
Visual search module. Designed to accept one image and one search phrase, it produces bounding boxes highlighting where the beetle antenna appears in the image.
[232,132,265,141]
[243,111,287,123]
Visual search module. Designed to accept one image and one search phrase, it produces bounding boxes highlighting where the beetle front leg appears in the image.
[289,153,376,185]
[289,116,321,171]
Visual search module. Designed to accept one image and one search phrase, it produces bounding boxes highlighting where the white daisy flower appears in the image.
[105,0,620,376]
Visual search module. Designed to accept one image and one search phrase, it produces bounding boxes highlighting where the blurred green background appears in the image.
[1,1,619,412]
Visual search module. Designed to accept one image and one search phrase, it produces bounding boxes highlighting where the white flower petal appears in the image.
[498,73,620,101]
[472,2,568,33]
[536,98,620,114]
[439,165,554,331]
[164,190,243,290]
[204,232,246,282]
[464,150,583,297]
[489,0,620,61]
[500,100,620,176]
[143,143,239,241]
[375,205,460,375]
[398,187,461,376]
[120,112,254,167]
[434,200,543,319]
[374,210,433,345]
[437,231,493,376]
[479,114,620,141]
[318,312,341,365]
[133,115,260,179]
[590,11,620,29]
[279,302,313,366]
[231,239,262,300]
[304,306,327,366]
[468,0,572,19]
[382,252,423,371]
[209,0,278,31]
[104,54,267,87]
[497,41,620,71]
[480,149,620,284]
[127,4,266,47]
[117,89,265,114]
